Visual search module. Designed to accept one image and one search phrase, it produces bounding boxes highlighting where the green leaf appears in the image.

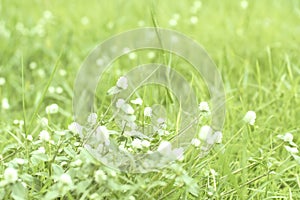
[64,146,77,158]
[11,182,27,200]
[52,163,64,176]
[44,190,60,200]
[76,180,92,194]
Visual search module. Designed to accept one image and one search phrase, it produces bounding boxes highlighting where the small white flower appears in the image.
[15,158,26,165]
[116,99,125,108]
[39,130,50,142]
[121,104,135,115]
[39,117,48,127]
[26,135,33,141]
[168,19,177,26]
[128,52,137,60]
[284,146,299,154]
[138,20,145,27]
[4,167,18,183]
[190,16,198,24]
[173,148,184,161]
[157,118,165,124]
[81,16,90,25]
[96,126,110,145]
[55,87,63,94]
[59,173,73,186]
[283,132,293,143]
[191,138,201,147]
[141,140,151,148]
[147,51,156,59]
[131,138,143,149]
[71,159,83,167]
[2,98,10,110]
[37,147,46,154]
[243,111,256,125]
[213,131,223,144]
[45,103,59,114]
[59,69,67,76]
[60,161,68,167]
[68,122,83,136]
[43,10,53,20]
[198,125,213,141]
[0,77,6,86]
[130,98,143,105]
[199,101,210,112]
[157,141,172,155]
[116,76,128,89]
[128,196,136,200]
[240,0,248,9]
[94,169,107,183]
[48,86,55,93]
[144,107,152,117]
[29,62,37,70]
[87,113,98,125]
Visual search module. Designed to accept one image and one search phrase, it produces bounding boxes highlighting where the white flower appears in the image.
[59,173,73,186]
[173,148,184,161]
[128,52,137,60]
[26,135,33,141]
[48,86,55,93]
[37,147,46,154]
[198,125,213,141]
[147,51,156,59]
[284,146,299,154]
[72,159,82,167]
[144,107,152,117]
[29,62,37,70]
[68,122,83,136]
[116,99,125,108]
[94,169,107,183]
[116,76,128,89]
[2,98,10,110]
[45,103,59,114]
[15,158,26,165]
[55,87,63,94]
[131,138,143,149]
[141,140,151,148]
[240,0,248,9]
[213,131,223,143]
[96,126,110,145]
[168,19,177,26]
[81,16,90,25]
[130,98,143,105]
[39,130,50,142]
[87,113,98,125]
[191,138,201,147]
[199,101,210,112]
[4,167,18,183]
[157,118,165,124]
[121,104,135,115]
[243,111,256,125]
[43,10,53,20]
[0,77,5,86]
[190,16,198,24]
[59,69,67,76]
[283,132,293,143]
[39,117,48,127]
[157,141,172,155]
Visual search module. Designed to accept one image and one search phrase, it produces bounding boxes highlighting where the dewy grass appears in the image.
[1,0,300,199]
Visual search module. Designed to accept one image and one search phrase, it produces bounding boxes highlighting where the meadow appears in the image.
[0,0,300,199]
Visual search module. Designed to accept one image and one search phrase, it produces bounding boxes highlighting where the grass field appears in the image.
[1,0,300,199]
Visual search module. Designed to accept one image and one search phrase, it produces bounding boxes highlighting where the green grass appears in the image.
[1,0,300,199]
